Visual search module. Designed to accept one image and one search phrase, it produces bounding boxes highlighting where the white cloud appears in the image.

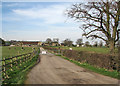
[3,3,101,44]
[12,3,72,24]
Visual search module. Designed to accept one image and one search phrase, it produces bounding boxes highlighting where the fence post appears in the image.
[3,57,6,79]
[10,58,13,71]
[15,56,18,68]
[25,54,28,63]
[23,55,25,64]
[20,56,22,66]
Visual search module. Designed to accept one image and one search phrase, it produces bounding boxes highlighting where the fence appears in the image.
[0,48,39,83]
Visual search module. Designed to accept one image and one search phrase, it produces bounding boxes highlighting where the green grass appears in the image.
[54,53,120,80]
[2,48,40,84]
[1,46,40,84]
[48,46,118,54]
[1,46,34,58]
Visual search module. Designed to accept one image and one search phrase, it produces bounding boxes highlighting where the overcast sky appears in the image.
[2,2,101,44]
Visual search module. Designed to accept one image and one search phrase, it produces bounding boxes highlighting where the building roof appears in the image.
[22,41,39,45]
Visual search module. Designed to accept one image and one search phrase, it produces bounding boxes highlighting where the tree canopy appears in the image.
[66,0,120,53]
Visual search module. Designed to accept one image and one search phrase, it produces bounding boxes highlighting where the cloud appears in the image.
[3,2,96,44]
[12,3,72,24]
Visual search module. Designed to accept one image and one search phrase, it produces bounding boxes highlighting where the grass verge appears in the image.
[54,53,120,80]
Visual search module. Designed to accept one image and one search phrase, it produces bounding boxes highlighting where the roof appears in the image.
[21,41,38,45]
[52,42,58,43]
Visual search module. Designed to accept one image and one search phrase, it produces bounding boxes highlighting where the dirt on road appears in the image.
[25,48,118,84]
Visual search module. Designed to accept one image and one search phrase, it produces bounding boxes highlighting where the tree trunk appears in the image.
[109,39,115,53]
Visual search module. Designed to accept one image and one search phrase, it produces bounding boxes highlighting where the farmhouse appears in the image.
[60,43,65,47]
[51,42,59,46]
[38,42,42,46]
[42,43,50,46]
[42,42,59,46]
[13,41,42,47]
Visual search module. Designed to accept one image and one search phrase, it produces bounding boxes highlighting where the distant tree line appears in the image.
[0,38,14,46]
[0,38,5,46]
[45,38,108,48]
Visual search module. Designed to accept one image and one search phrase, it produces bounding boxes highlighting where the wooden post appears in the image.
[10,58,13,71]
[15,57,18,68]
[3,58,6,79]
[25,54,27,63]
[20,56,22,66]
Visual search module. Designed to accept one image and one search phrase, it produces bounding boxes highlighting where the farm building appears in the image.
[60,43,65,47]
[42,42,59,46]
[21,41,39,47]
[51,42,59,46]
[42,43,50,46]
[12,41,42,47]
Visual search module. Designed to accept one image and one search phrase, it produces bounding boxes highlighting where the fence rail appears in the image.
[0,48,39,82]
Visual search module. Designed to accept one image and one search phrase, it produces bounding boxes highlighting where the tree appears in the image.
[53,38,59,43]
[5,41,11,46]
[46,38,52,45]
[85,41,90,47]
[63,38,73,47]
[93,41,98,47]
[66,0,120,53]
[0,38,5,46]
[76,38,83,46]
[99,41,103,47]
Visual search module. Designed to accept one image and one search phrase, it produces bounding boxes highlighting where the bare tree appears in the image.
[63,38,73,47]
[99,41,103,47]
[85,41,90,47]
[46,38,52,45]
[53,38,59,43]
[66,0,120,53]
[93,41,98,47]
[76,38,83,46]
[0,38,5,46]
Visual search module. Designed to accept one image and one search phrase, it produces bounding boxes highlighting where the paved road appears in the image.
[25,48,118,84]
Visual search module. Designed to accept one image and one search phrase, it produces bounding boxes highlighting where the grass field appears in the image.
[48,46,118,54]
[1,46,33,58]
[1,46,40,84]
[2,48,40,84]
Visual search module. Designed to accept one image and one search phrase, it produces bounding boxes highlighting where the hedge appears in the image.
[44,47,119,71]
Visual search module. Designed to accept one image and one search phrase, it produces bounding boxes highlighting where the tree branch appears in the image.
[86,35,107,42]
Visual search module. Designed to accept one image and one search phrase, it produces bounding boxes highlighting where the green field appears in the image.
[0,46,40,84]
[1,46,33,58]
[49,46,118,54]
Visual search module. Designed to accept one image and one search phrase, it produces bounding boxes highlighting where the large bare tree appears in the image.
[66,0,120,53]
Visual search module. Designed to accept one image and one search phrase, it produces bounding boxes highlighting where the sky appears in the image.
[1,2,101,44]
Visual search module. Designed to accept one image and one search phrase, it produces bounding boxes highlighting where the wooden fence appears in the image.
[0,48,39,82]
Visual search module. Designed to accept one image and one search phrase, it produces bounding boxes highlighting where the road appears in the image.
[25,48,118,84]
